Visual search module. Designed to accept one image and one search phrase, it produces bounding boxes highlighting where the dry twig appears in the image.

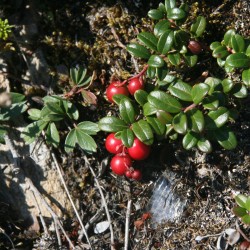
[124,200,132,250]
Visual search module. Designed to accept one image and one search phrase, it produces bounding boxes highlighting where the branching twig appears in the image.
[124,200,132,250]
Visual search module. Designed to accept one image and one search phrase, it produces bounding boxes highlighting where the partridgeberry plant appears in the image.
[98,0,250,167]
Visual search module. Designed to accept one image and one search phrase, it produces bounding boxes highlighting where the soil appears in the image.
[0,0,249,249]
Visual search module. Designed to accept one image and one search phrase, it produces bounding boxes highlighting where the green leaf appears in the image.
[148,55,165,68]
[121,129,134,148]
[156,64,169,80]
[126,43,151,59]
[202,95,219,110]
[245,198,250,211]
[98,117,128,132]
[138,32,158,51]
[231,34,245,52]
[148,9,164,20]
[70,66,90,86]
[165,0,176,11]
[156,110,173,124]
[10,92,25,103]
[46,122,60,148]
[204,77,222,95]
[235,194,248,208]
[28,108,41,120]
[143,102,158,116]
[46,102,64,115]
[47,113,65,122]
[207,107,229,128]
[134,90,148,106]
[183,54,198,67]
[174,30,190,49]
[242,215,250,224]
[212,46,229,58]
[187,109,204,133]
[232,84,248,98]
[148,90,182,113]
[112,94,131,105]
[146,117,166,135]
[147,66,156,78]
[221,78,234,93]
[154,20,171,37]
[168,53,181,66]
[65,129,77,153]
[246,44,250,56]
[190,16,206,38]
[66,102,79,120]
[167,8,186,20]
[191,83,209,104]
[157,30,174,54]
[172,112,187,134]
[217,58,226,67]
[168,80,192,101]
[197,138,212,153]
[77,121,100,135]
[233,206,247,217]
[210,41,221,51]
[223,29,236,47]
[182,131,198,150]
[0,102,27,121]
[212,127,237,150]
[75,128,97,153]
[21,120,48,144]
[225,53,250,68]
[119,98,135,124]
[132,120,154,145]
[242,69,250,87]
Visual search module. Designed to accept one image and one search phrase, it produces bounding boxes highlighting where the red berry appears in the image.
[106,81,129,103]
[131,169,142,181]
[110,154,132,176]
[127,138,151,160]
[127,78,144,95]
[188,40,202,54]
[240,241,250,250]
[105,133,123,154]
[125,170,133,179]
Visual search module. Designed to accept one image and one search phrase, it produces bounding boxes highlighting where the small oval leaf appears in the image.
[126,43,151,59]
[157,30,174,54]
[138,32,158,51]
[172,112,188,134]
[99,117,128,132]
[191,83,209,104]
[132,120,154,145]
[225,53,250,68]
[190,16,206,38]
[148,55,165,68]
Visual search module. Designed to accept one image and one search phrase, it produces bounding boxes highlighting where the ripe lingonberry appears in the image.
[127,138,151,160]
[127,77,144,95]
[105,133,123,154]
[106,81,129,103]
[110,154,132,176]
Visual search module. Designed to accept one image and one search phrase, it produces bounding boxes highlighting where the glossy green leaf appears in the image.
[146,117,166,135]
[174,30,190,49]
[232,84,248,98]
[148,90,182,113]
[242,69,250,87]
[233,206,247,217]
[138,32,158,51]
[21,120,48,144]
[98,117,127,132]
[242,215,250,225]
[112,94,131,105]
[235,194,248,208]
[158,3,166,13]
[217,58,226,67]
[167,8,186,20]
[246,44,250,56]
[224,62,235,73]
[156,110,173,124]
[75,128,97,153]
[245,198,250,211]
[28,108,41,120]
[148,55,165,68]
[119,98,135,124]
[190,16,206,37]
[168,53,181,66]
[204,77,222,95]
[212,45,229,58]
[202,95,219,110]
[212,127,237,150]
[46,102,64,115]
[207,107,229,128]
[47,113,65,122]
[182,131,198,150]
[148,9,164,20]
[197,138,212,153]
[134,90,148,106]
[66,102,79,120]
[183,54,198,67]
[154,20,171,37]
[46,122,60,148]
[132,120,154,145]
[226,53,250,68]
[172,112,187,134]
[121,129,134,148]
[143,102,158,116]
[157,30,174,54]
[223,29,236,47]
[191,83,209,104]
[64,129,77,153]
[156,64,169,80]
[165,0,176,11]
[10,92,25,103]
[126,43,151,59]
[147,66,156,78]
[187,109,204,133]
[210,41,221,51]
[231,34,245,52]
[221,78,234,93]
[168,80,192,101]
[77,121,100,135]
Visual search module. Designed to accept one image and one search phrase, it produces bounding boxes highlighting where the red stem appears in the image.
[183,103,196,113]
[128,65,149,81]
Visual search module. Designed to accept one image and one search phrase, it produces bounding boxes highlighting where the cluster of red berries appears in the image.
[105,133,151,181]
